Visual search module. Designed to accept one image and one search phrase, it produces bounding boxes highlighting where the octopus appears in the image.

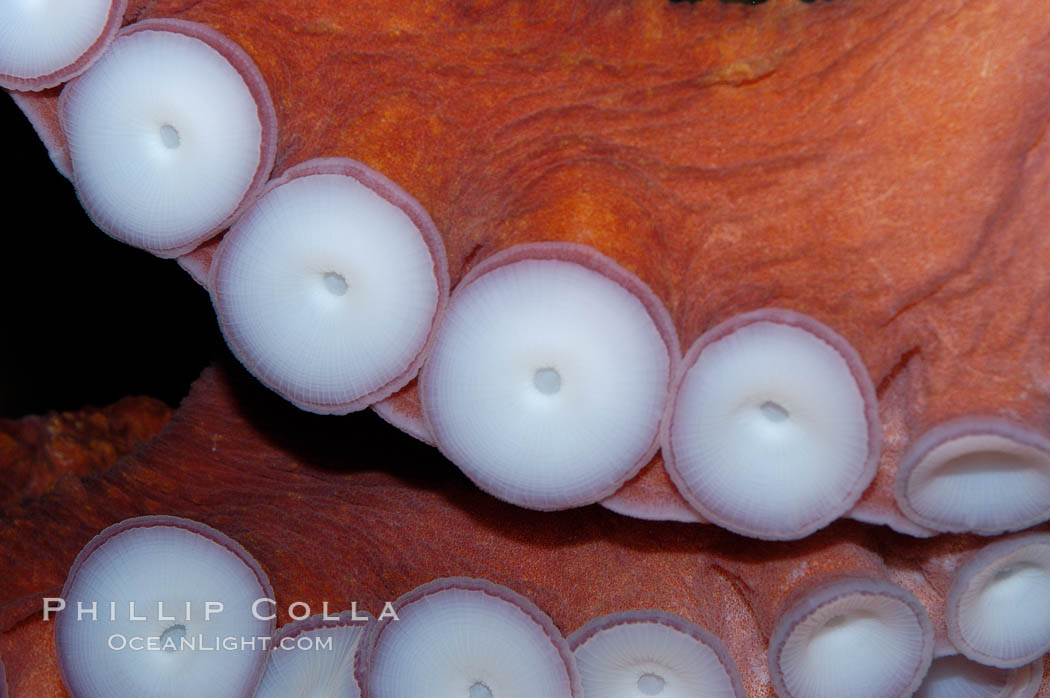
[2,0,1050,696]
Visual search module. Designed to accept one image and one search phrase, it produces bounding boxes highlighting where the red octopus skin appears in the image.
[3,0,1050,695]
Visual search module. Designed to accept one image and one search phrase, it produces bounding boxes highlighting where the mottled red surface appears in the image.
[0,396,171,509]
[0,364,1047,696]
[171,0,1050,527]
[13,0,1050,527]
[6,0,1050,695]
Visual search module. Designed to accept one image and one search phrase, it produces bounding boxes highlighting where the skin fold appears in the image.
[1,363,1047,696]
[7,0,1050,521]
[3,0,1050,695]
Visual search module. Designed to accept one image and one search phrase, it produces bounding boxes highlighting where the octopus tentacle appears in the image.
[420,242,678,510]
[59,19,277,257]
[569,609,745,698]
[210,157,449,414]
[54,515,274,698]
[665,309,881,540]
[0,0,126,91]
[914,654,1044,698]
[946,532,1050,669]
[355,577,582,698]
[895,419,1050,536]
[256,611,370,698]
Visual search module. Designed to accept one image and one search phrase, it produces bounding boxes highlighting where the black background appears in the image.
[2,92,220,418]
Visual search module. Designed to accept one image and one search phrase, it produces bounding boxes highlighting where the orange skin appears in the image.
[4,0,1050,694]
[1,365,1047,696]
[10,0,1050,524]
[0,363,1037,697]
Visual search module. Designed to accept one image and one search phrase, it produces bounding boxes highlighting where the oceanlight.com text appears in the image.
[106,633,334,652]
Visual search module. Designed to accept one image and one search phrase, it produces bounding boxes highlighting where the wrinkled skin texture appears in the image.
[4,0,1050,694]
[0,397,171,509]
[1,364,1046,697]
[8,0,1050,524]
